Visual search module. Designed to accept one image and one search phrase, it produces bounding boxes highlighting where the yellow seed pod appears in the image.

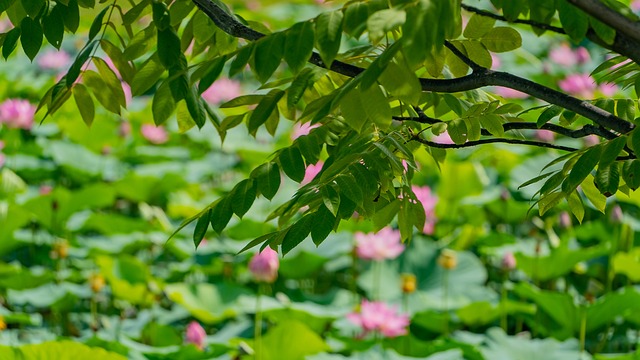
[0,316,6,331]
[401,273,417,294]
[89,274,106,293]
[53,240,69,259]
[437,249,458,270]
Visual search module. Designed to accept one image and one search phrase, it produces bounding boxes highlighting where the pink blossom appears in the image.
[302,162,323,185]
[632,0,640,11]
[248,247,279,283]
[354,227,404,261]
[491,54,501,69]
[558,74,596,98]
[501,252,516,270]
[598,82,618,97]
[559,211,571,228]
[347,300,410,338]
[291,122,319,140]
[549,43,590,67]
[412,185,437,235]
[39,185,53,195]
[201,78,242,104]
[584,135,600,147]
[494,87,529,99]
[122,82,132,105]
[535,129,555,143]
[141,124,168,144]
[431,131,455,144]
[185,321,206,350]
[0,99,36,130]
[0,19,12,33]
[37,51,71,71]
[611,204,623,223]
[119,122,131,137]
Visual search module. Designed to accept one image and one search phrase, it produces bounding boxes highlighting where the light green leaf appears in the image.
[481,27,522,53]
[464,14,495,39]
[367,8,406,44]
[72,84,95,126]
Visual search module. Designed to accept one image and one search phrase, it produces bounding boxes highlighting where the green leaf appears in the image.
[321,184,340,216]
[310,205,335,246]
[538,191,564,216]
[282,215,313,255]
[131,55,165,96]
[315,10,343,67]
[564,146,603,193]
[157,28,181,68]
[0,0,17,13]
[599,135,627,169]
[152,81,176,125]
[253,32,285,83]
[83,70,121,114]
[193,209,211,248]
[0,341,127,360]
[567,190,585,223]
[464,14,496,39]
[231,179,257,218]
[361,85,391,129]
[558,0,589,42]
[343,2,368,38]
[229,44,254,77]
[480,27,522,53]
[253,162,281,200]
[581,174,607,212]
[279,146,306,183]
[367,8,405,44]
[2,27,21,60]
[361,41,401,90]
[42,5,64,49]
[378,61,421,105]
[248,89,285,134]
[185,86,206,128]
[92,57,126,107]
[595,162,620,196]
[287,68,315,108]
[334,174,363,205]
[284,21,314,74]
[622,160,640,190]
[210,197,233,234]
[340,88,368,132]
[479,114,504,137]
[72,84,95,126]
[20,17,42,61]
[261,320,328,359]
[88,6,109,41]
[62,0,80,32]
[67,40,98,86]
[589,16,615,45]
[22,0,44,17]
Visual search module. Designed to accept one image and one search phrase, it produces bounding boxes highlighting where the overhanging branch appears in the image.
[566,0,640,44]
[192,0,634,135]
[412,137,579,152]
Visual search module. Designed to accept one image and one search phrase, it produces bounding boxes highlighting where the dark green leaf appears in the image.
[157,28,181,68]
[62,0,80,32]
[22,0,44,17]
[600,136,627,169]
[558,0,589,42]
[253,32,285,83]
[72,84,95,126]
[595,162,620,197]
[231,179,257,218]
[42,5,64,49]
[210,197,233,234]
[310,205,335,246]
[282,215,313,255]
[229,44,253,77]
[152,81,176,125]
[248,89,285,134]
[185,86,206,128]
[279,146,306,183]
[2,27,21,60]
[20,16,42,61]
[564,146,603,193]
[284,21,314,74]
[287,68,315,108]
[622,160,640,190]
[315,10,343,67]
[67,40,98,86]
[193,209,211,248]
[253,162,281,200]
[334,174,363,205]
[88,6,109,41]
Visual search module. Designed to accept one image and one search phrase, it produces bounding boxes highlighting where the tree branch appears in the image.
[460,3,640,65]
[192,0,635,135]
[412,136,579,152]
[394,114,617,139]
[566,0,640,44]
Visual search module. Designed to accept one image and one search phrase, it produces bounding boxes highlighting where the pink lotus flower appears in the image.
[347,300,410,338]
[491,53,502,69]
[39,185,53,195]
[354,227,404,261]
[185,321,206,350]
[501,251,516,271]
[141,124,168,144]
[598,82,618,97]
[291,122,319,140]
[559,211,571,228]
[494,87,529,99]
[549,43,590,67]
[0,99,36,130]
[37,50,71,71]
[0,19,11,33]
[611,205,623,223]
[632,0,640,11]
[248,247,279,283]
[535,129,555,143]
[584,134,600,147]
[431,131,455,144]
[119,122,131,137]
[412,185,437,234]
[302,162,323,185]
[202,78,242,104]
[558,74,597,98]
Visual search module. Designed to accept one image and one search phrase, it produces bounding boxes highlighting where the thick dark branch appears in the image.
[461,3,640,65]
[461,4,566,34]
[412,137,579,152]
[394,114,617,139]
[192,0,634,135]
[566,0,640,44]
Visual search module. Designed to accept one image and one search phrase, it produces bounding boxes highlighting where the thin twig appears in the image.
[413,137,579,152]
